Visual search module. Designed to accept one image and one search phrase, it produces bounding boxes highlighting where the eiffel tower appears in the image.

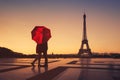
[78,13,92,56]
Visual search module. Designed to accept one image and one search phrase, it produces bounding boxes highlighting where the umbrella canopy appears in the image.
[31,26,51,44]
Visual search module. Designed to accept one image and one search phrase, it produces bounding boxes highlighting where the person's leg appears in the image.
[43,51,48,66]
[38,53,42,67]
[31,55,38,66]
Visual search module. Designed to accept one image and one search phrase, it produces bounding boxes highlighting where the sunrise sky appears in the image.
[0,0,120,54]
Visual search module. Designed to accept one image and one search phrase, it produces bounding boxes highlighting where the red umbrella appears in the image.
[31,26,51,44]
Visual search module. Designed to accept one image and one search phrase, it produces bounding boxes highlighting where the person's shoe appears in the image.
[31,63,35,66]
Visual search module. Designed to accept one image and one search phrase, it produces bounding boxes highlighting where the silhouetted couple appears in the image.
[31,42,48,67]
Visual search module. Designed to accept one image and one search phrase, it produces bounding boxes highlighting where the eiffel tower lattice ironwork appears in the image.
[78,13,92,56]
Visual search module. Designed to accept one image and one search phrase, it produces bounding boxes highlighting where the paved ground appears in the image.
[0,58,120,80]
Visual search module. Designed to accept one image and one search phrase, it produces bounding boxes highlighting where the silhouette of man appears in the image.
[31,42,48,67]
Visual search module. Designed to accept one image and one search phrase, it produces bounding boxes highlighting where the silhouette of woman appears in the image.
[31,42,48,67]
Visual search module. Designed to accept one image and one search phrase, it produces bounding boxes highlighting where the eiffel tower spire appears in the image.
[78,13,92,56]
[83,13,87,40]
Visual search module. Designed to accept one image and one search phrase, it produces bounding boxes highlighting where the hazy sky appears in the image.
[0,0,120,54]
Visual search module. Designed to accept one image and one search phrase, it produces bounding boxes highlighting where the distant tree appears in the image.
[0,47,14,57]
[0,47,25,58]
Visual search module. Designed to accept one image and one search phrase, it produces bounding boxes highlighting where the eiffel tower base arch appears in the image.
[78,48,92,57]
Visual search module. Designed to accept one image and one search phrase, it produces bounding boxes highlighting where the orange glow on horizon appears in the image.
[0,1,120,54]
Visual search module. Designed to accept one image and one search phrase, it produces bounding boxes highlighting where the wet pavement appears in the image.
[0,58,120,80]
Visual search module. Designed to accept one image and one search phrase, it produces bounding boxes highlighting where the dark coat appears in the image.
[36,42,48,53]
